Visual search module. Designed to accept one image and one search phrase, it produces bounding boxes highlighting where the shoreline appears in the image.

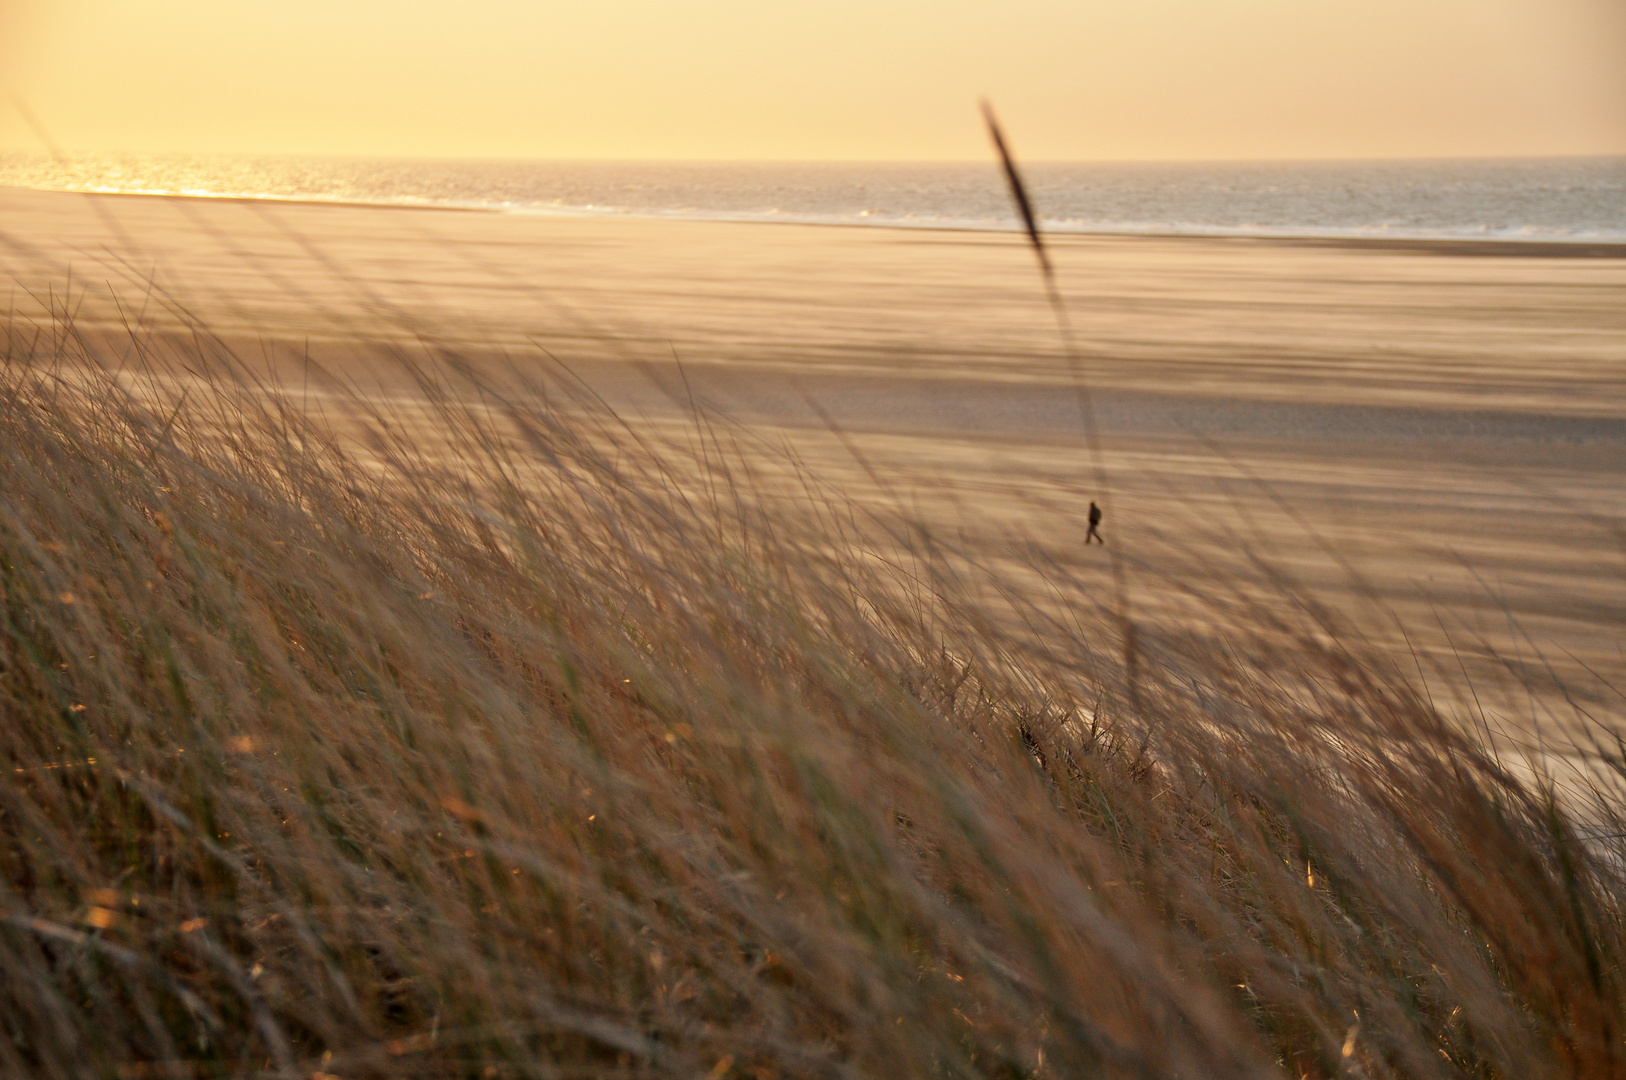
[0,183,497,215]
[7,183,1624,259]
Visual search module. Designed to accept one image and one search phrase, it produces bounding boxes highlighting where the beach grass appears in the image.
[0,307,1623,1080]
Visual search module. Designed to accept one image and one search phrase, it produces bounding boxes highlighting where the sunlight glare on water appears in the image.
[1,153,1623,244]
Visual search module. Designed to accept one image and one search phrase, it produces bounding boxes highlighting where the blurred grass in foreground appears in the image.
[1,309,1623,1080]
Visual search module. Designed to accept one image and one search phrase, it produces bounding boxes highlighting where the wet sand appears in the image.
[3,184,1624,739]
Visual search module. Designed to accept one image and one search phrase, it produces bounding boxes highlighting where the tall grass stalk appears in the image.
[980,102,1137,706]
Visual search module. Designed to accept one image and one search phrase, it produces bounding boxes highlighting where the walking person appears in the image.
[1086,500,1105,545]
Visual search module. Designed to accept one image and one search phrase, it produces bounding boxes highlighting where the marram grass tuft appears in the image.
[0,311,1622,1079]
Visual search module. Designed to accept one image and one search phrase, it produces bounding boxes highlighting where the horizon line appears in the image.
[2,147,1625,167]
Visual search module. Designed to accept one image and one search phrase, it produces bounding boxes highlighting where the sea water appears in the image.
[2,153,1622,244]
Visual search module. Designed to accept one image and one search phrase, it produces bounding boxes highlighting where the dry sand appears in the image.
[3,184,1623,742]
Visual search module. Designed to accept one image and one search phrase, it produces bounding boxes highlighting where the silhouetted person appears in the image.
[1086,501,1105,545]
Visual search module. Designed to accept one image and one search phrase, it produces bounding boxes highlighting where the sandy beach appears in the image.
[4,184,1624,736]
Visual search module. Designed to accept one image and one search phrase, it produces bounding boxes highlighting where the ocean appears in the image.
[1,153,1623,245]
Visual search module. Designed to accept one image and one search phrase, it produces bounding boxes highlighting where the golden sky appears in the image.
[3,0,1623,160]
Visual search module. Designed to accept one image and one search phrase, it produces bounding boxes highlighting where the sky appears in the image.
[2,0,1624,161]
